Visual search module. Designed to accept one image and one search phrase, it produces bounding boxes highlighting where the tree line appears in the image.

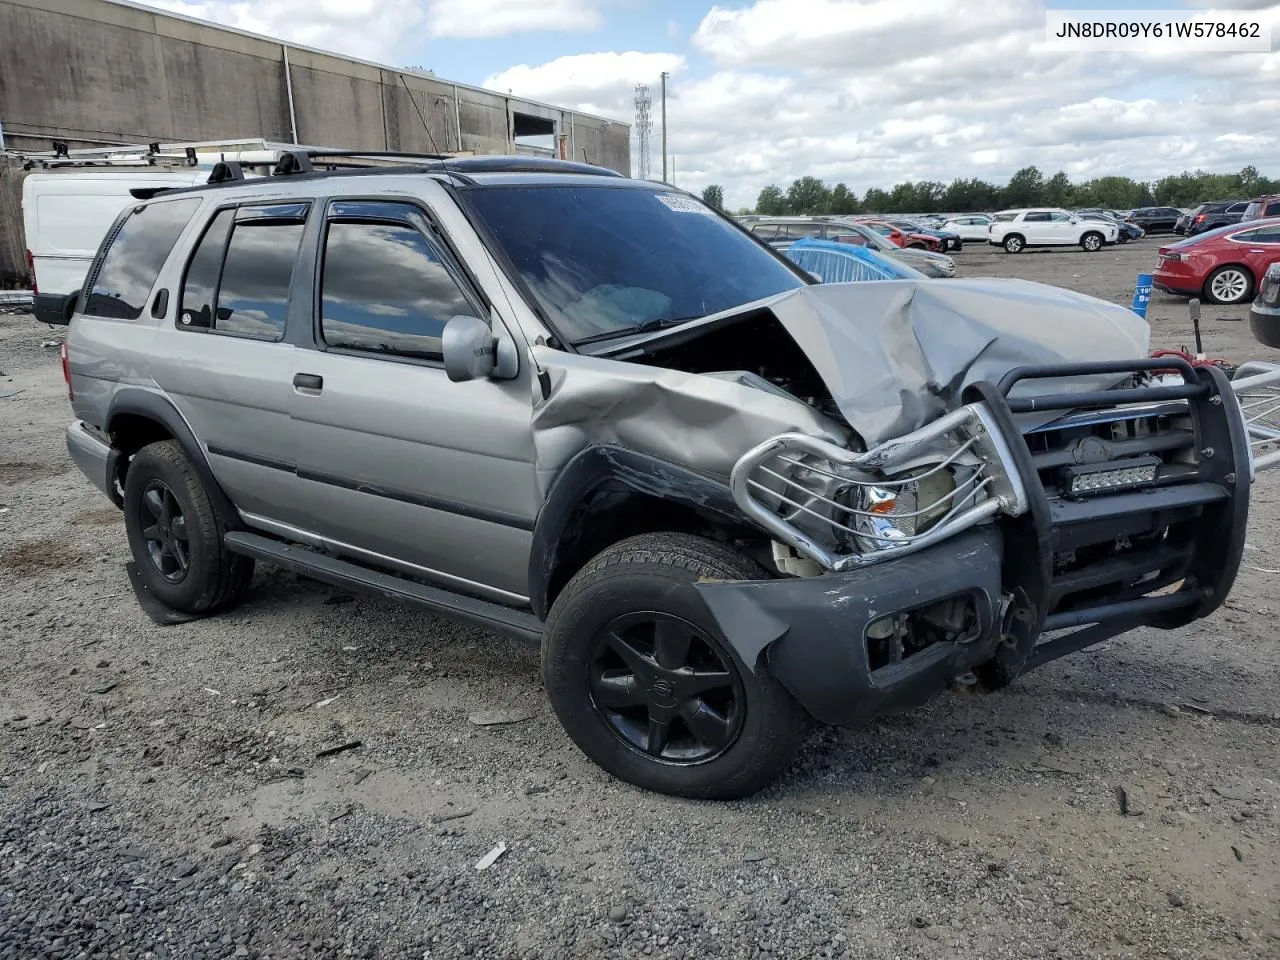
[697,165,1278,216]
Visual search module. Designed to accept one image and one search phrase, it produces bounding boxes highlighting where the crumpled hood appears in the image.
[759,277,1149,445]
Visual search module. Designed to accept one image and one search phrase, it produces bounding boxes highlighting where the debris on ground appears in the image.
[474,841,508,871]
[315,740,362,759]
[468,708,533,726]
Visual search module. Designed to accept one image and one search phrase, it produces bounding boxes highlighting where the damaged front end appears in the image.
[535,279,1253,728]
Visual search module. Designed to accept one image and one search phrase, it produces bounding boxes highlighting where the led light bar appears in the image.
[1062,456,1160,498]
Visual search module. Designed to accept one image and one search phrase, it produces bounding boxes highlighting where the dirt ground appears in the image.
[1,238,1278,960]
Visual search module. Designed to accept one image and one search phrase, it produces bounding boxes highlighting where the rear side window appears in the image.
[1235,227,1280,243]
[751,223,780,240]
[1024,212,1050,222]
[84,198,202,320]
[320,205,476,362]
[178,204,308,341]
[992,213,1017,222]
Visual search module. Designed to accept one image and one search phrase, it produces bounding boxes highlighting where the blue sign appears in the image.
[1132,273,1153,317]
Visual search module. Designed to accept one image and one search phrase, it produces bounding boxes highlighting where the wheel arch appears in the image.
[106,388,243,530]
[529,445,760,620]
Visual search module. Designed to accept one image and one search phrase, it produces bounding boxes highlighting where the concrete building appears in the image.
[0,0,631,282]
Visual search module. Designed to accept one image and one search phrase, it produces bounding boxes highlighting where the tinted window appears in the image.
[1024,212,1050,222]
[213,221,304,341]
[462,185,805,343]
[787,223,823,239]
[321,217,474,361]
[84,198,201,320]
[751,223,781,240]
[1266,202,1280,217]
[1228,202,1249,213]
[178,208,234,330]
[1235,227,1280,243]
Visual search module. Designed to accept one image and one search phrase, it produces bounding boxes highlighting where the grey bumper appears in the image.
[66,421,122,507]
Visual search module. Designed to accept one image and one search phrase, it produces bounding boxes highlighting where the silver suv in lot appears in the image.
[56,153,1256,798]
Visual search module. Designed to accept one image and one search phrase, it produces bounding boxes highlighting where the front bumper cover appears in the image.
[696,529,1005,725]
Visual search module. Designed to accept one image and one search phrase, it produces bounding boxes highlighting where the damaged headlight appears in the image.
[850,467,959,553]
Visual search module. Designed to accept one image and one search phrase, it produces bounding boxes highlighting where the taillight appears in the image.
[60,342,73,401]
[1193,215,1205,223]
[26,249,36,295]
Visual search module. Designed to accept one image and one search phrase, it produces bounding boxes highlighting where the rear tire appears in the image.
[123,440,253,614]
[543,533,808,799]
[1080,231,1104,252]
[1003,234,1025,254]
[1204,265,1253,305]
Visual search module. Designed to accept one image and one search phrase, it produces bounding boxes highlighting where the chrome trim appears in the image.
[730,403,1024,572]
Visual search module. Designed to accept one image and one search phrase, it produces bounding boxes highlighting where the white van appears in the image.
[23,169,207,298]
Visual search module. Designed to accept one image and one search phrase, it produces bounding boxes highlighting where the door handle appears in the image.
[293,373,323,391]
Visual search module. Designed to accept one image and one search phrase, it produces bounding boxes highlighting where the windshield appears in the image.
[461,184,805,343]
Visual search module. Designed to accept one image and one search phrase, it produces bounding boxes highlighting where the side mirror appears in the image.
[442,314,500,382]
[33,289,80,326]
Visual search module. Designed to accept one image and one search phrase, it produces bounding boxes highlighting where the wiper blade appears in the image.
[573,315,699,346]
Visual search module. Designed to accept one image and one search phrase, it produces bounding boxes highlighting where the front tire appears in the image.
[1080,231,1104,252]
[1204,265,1253,305]
[542,533,808,799]
[123,440,253,614]
[1003,234,1025,254]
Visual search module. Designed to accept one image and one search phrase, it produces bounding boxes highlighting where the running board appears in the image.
[223,531,544,643]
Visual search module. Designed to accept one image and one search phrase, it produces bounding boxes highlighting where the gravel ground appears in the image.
[2,238,1279,960]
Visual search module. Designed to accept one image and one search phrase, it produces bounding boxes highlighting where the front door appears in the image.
[289,199,539,605]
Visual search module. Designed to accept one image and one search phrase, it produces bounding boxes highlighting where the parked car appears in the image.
[879,217,963,252]
[855,219,944,253]
[745,217,956,277]
[54,152,1256,799]
[1184,200,1250,237]
[1077,212,1143,243]
[1125,207,1184,234]
[939,215,994,242]
[1153,217,1280,304]
[825,222,957,277]
[1249,261,1280,347]
[987,208,1118,253]
[1243,195,1280,222]
[784,238,929,281]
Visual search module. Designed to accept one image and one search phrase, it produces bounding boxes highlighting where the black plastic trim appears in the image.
[206,444,293,474]
[106,389,242,529]
[528,445,752,619]
[224,531,543,641]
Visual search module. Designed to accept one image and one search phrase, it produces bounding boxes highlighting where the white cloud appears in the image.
[483,52,685,118]
[427,0,604,39]
[140,0,607,59]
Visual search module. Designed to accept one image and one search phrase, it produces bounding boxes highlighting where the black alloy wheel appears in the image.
[139,479,190,582]
[589,611,744,764]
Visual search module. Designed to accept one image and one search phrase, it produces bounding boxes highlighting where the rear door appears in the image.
[288,197,539,604]
[1021,211,1051,243]
[148,201,312,529]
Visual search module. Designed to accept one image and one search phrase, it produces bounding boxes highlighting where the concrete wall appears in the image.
[0,0,631,160]
[0,0,631,279]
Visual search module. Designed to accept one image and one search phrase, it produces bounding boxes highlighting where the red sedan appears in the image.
[1153,218,1280,305]
[856,219,943,253]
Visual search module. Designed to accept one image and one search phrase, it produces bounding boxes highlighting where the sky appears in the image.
[139,0,1280,210]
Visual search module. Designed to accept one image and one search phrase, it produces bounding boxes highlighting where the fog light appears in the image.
[1063,457,1160,498]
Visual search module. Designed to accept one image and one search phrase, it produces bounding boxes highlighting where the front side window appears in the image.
[320,208,476,362]
[1049,212,1072,222]
[461,184,805,344]
[84,198,202,319]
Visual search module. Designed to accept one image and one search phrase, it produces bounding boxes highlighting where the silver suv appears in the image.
[56,152,1257,798]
